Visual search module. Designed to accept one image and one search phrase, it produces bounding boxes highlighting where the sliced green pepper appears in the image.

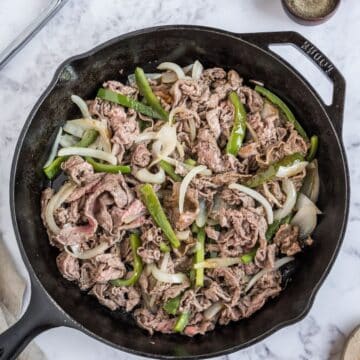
[139,184,180,248]
[173,312,190,333]
[135,67,169,121]
[240,247,258,264]
[159,160,182,182]
[111,233,143,287]
[97,88,163,120]
[159,241,170,253]
[85,157,131,174]
[306,135,319,161]
[255,85,308,141]
[163,295,181,315]
[195,228,206,287]
[265,214,292,242]
[184,158,197,166]
[244,153,304,188]
[226,91,247,155]
[43,129,98,179]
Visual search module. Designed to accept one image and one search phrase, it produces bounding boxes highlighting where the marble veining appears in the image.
[1,0,360,359]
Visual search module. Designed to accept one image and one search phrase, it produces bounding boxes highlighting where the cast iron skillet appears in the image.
[0,25,349,360]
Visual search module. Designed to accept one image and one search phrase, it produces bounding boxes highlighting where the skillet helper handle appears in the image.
[0,279,61,360]
[239,31,346,136]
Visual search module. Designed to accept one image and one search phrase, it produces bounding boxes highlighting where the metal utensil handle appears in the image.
[0,277,64,360]
[239,31,346,136]
[0,0,68,70]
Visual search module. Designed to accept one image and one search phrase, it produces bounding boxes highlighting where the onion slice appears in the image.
[71,95,91,119]
[135,167,165,184]
[191,60,203,80]
[273,179,296,220]
[151,264,188,284]
[196,199,207,227]
[175,230,191,241]
[60,133,78,148]
[43,127,63,168]
[229,183,273,224]
[276,160,308,178]
[302,160,320,203]
[194,257,241,269]
[65,242,111,260]
[58,147,117,165]
[179,165,207,213]
[157,62,186,80]
[263,182,282,208]
[295,193,322,215]
[45,182,77,234]
[245,256,294,293]
[204,302,223,320]
[291,204,317,239]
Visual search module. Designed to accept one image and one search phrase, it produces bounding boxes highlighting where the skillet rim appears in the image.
[9,24,350,359]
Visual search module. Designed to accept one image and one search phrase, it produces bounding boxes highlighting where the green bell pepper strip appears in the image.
[173,312,190,333]
[244,153,304,188]
[97,88,163,120]
[163,295,181,315]
[139,184,180,248]
[135,67,169,121]
[240,247,258,264]
[111,233,143,287]
[265,214,292,242]
[85,157,131,174]
[226,91,247,155]
[255,85,309,141]
[159,241,170,253]
[43,129,99,179]
[306,135,319,161]
[195,228,206,287]
[159,160,182,182]
[184,158,197,166]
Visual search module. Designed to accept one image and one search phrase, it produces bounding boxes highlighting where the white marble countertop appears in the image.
[1,0,359,359]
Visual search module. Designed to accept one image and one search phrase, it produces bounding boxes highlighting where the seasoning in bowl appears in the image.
[282,0,340,25]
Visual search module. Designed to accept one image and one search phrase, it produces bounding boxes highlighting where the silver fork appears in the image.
[0,0,69,71]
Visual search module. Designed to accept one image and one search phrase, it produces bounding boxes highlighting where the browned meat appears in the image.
[274,224,301,256]
[204,226,220,241]
[221,188,255,208]
[56,251,80,281]
[103,80,138,98]
[62,156,101,185]
[137,222,163,264]
[134,308,176,335]
[240,86,264,113]
[131,143,151,167]
[163,183,199,231]
[179,289,212,313]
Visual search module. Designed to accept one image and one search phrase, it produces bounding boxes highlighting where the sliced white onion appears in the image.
[263,182,282,208]
[128,73,161,86]
[71,95,91,119]
[291,204,317,239]
[245,256,294,293]
[191,60,203,80]
[229,183,273,224]
[58,147,117,165]
[276,160,309,178]
[59,133,79,148]
[45,182,77,234]
[157,62,186,80]
[175,230,191,241]
[161,252,170,271]
[302,160,320,203]
[135,131,158,143]
[43,127,63,168]
[204,302,223,320]
[179,165,207,213]
[176,141,185,158]
[196,199,207,227]
[188,117,197,141]
[295,193,322,215]
[135,167,165,184]
[273,179,296,220]
[151,264,188,284]
[64,118,111,153]
[156,123,177,158]
[168,106,187,126]
[194,257,241,269]
[65,242,111,260]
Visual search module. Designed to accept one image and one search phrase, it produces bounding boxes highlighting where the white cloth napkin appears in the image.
[0,237,46,360]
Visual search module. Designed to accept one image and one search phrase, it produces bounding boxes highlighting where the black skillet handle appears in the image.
[0,277,64,360]
[239,31,346,136]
